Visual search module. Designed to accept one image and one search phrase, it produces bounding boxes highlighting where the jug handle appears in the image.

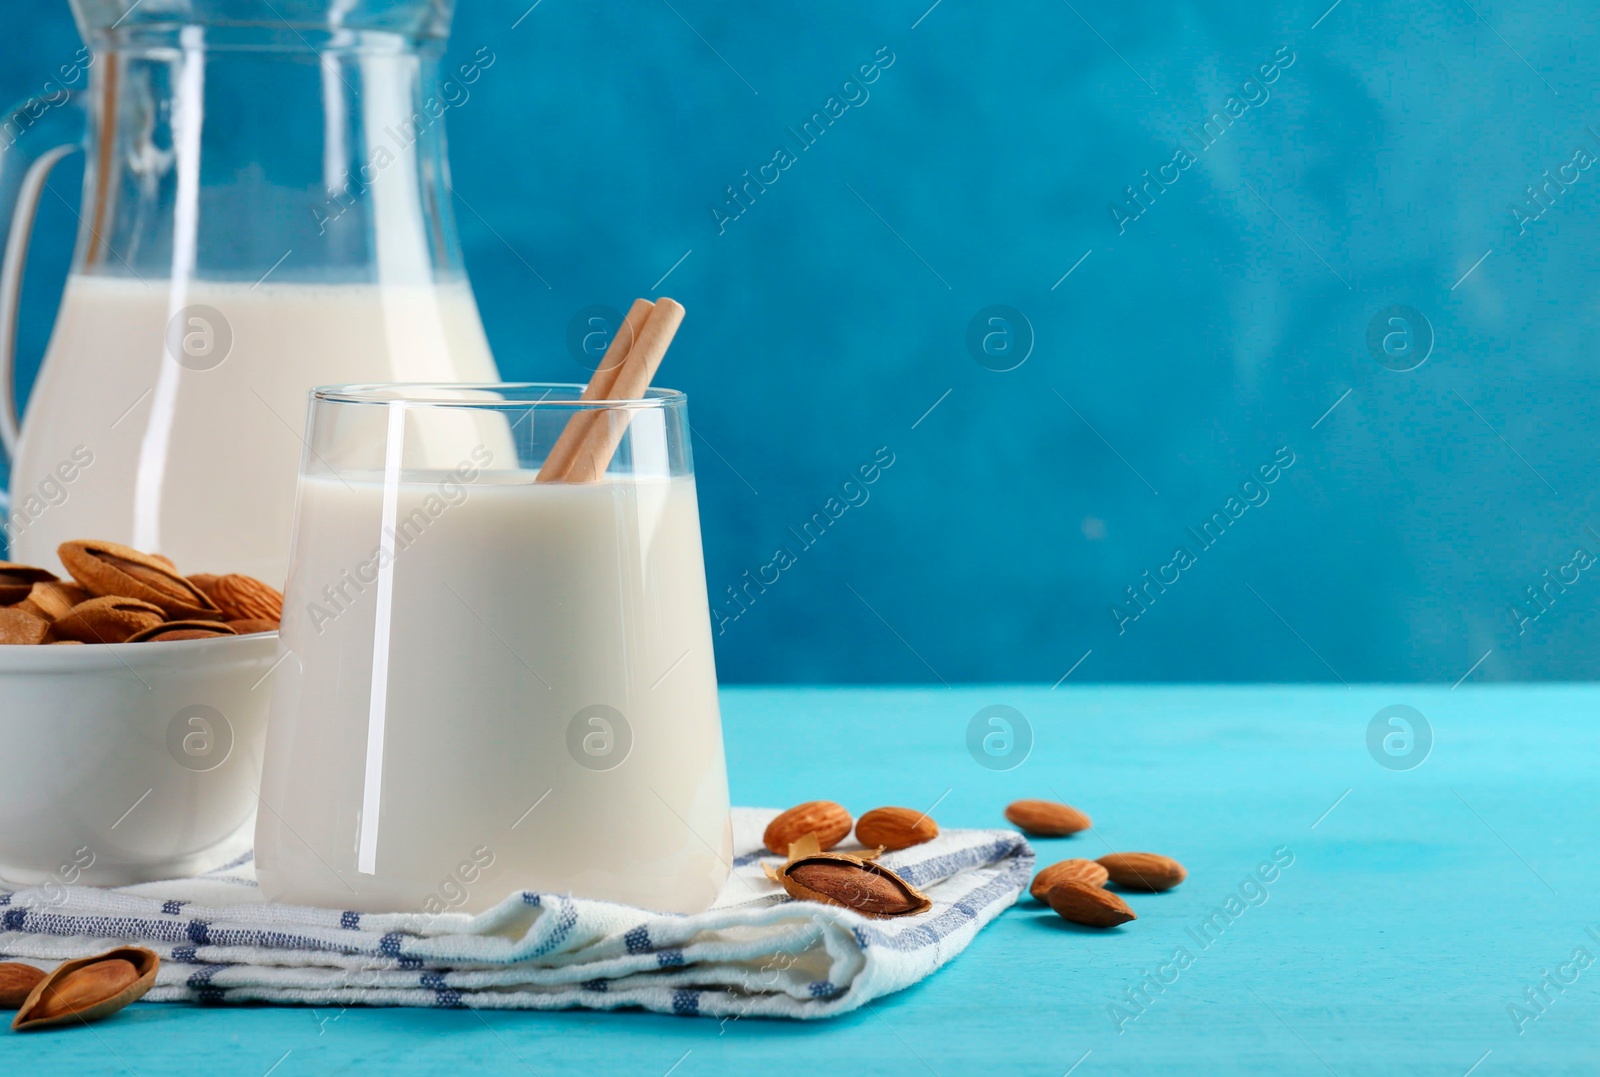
[0,90,86,486]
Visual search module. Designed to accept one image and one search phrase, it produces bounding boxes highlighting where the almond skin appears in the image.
[1030,858,1110,900]
[855,806,939,851]
[764,801,853,856]
[58,539,219,618]
[227,618,280,635]
[1098,852,1187,892]
[0,963,46,1008]
[0,608,50,645]
[204,574,283,622]
[126,620,237,643]
[13,947,159,1031]
[53,596,166,644]
[1005,798,1092,836]
[0,562,58,605]
[1045,881,1136,928]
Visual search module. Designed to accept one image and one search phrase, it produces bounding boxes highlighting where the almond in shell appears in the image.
[202,574,283,622]
[763,800,852,856]
[13,947,159,1031]
[24,581,91,622]
[0,562,58,605]
[0,608,51,646]
[1045,881,1136,928]
[1005,798,1092,836]
[1030,858,1110,900]
[58,540,219,619]
[1098,852,1187,892]
[53,596,166,644]
[764,835,931,918]
[855,806,939,850]
[126,620,237,643]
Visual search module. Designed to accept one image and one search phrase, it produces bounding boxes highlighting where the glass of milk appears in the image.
[254,384,731,915]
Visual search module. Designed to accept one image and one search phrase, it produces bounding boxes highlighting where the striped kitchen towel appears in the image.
[0,808,1032,1019]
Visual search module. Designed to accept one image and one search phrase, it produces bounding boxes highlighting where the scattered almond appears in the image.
[1045,881,1136,928]
[12,947,159,1031]
[0,608,51,646]
[1004,798,1092,836]
[59,539,220,619]
[1098,852,1187,892]
[204,574,283,622]
[0,562,58,605]
[764,801,852,856]
[126,621,237,643]
[855,806,939,851]
[1030,858,1109,900]
[53,596,166,644]
[0,963,46,1008]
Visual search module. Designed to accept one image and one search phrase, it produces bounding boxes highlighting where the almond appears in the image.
[126,620,237,643]
[0,608,50,646]
[855,806,939,851]
[1098,852,1187,892]
[54,596,166,644]
[1005,798,1092,836]
[13,947,159,1031]
[24,580,91,621]
[1030,858,1110,900]
[0,963,46,1008]
[204,574,283,622]
[0,562,58,605]
[227,618,280,635]
[1045,881,1136,928]
[58,539,219,618]
[763,800,852,856]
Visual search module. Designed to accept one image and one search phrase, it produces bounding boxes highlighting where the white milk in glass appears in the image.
[8,276,497,584]
[255,468,732,915]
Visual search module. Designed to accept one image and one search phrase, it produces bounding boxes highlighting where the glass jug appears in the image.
[0,0,499,584]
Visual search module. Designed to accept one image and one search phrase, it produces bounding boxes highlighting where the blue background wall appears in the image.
[5,1,1598,684]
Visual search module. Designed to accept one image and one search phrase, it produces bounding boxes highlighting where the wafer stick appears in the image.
[564,298,685,483]
[535,298,654,482]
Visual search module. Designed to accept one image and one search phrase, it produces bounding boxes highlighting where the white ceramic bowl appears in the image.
[0,632,278,886]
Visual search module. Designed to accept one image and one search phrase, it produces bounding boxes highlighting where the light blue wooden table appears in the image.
[5,686,1596,1075]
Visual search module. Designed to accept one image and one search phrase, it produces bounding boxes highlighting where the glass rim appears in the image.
[310,382,688,410]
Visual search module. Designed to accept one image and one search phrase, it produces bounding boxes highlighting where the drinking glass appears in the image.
[254,383,731,915]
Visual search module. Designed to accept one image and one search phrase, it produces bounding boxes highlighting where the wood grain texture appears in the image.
[5,685,1596,1074]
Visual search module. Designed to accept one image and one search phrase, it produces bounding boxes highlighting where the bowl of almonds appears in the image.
[0,541,283,886]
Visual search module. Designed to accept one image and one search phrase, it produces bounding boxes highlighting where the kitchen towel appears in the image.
[0,808,1032,1020]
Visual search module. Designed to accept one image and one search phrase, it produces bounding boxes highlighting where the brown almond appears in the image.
[58,540,219,618]
[764,800,852,856]
[1098,852,1187,892]
[24,581,91,621]
[188,573,220,593]
[227,618,280,635]
[205,574,283,622]
[13,947,159,1030]
[0,608,50,646]
[126,620,237,643]
[1005,798,1092,836]
[772,854,932,918]
[1030,858,1110,900]
[0,562,58,605]
[855,806,939,851]
[0,963,46,1008]
[53,596,166,644]
[1045,881,1136,928]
